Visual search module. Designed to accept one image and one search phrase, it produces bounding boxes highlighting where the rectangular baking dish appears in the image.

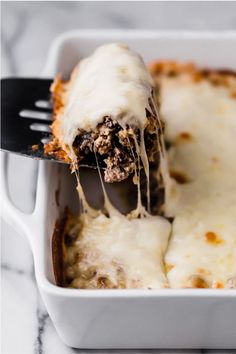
[2,30,236,349]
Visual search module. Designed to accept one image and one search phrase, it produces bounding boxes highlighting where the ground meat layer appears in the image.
[45,115,162,183]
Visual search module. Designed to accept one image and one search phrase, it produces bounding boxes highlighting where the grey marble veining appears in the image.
[1,2,236,354]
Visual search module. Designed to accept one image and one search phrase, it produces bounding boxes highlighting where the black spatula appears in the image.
[0,78,63,161]
[1,78,102,168]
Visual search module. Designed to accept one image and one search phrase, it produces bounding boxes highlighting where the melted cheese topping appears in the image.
[56,43,154,159]
[160,74,236,288]
[68,212,171,289]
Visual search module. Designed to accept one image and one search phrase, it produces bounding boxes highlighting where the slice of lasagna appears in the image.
[45,43,164,186]
[151,62,236,288]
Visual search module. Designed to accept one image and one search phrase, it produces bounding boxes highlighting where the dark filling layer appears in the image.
[72,114,161,183]
[45,115,165,213]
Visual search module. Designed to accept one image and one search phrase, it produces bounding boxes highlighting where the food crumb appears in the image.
[32,144,39,151]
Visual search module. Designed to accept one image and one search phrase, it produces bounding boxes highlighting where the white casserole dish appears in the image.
[2,30,236,349]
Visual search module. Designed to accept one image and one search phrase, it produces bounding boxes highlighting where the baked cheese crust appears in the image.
[151,61,236,288]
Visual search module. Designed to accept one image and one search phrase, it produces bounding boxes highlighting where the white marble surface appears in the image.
[1,2,236,354]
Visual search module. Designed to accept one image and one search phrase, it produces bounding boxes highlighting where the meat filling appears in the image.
[45,114,162,183]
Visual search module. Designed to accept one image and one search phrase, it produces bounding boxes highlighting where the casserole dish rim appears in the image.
[42,29,236,79]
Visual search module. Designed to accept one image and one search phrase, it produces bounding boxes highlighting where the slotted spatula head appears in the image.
[1,78,101,168]
[1,78,58,160]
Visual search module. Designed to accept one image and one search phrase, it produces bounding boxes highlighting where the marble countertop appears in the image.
[1,2,236,354]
